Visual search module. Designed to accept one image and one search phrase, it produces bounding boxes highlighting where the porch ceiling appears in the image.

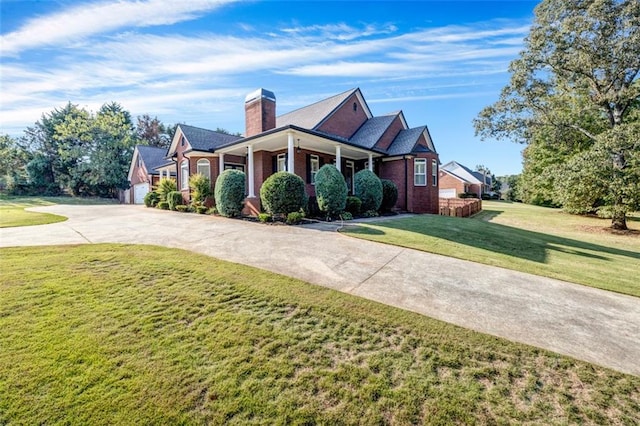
[216,129,379,160]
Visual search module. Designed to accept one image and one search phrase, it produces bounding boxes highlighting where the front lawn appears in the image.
[0,196,117,228]
[1,244,638,424]
[343,201,640,297]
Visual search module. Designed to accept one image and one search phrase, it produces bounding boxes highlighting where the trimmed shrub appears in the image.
[345,196,362,215]
[196,205,208,214]
[143,191,160,208]
[157,178,177,202]
[167,191,183,211]
[157,201,169,210]
[354,170,383,212]
[260,171,307,216]
[286,211,305,225]
[189,173,212,206]
[315,164,348,217]
[380,179,399,212]
[207,207,218,215]
[175,205,189,212]
[362,209,379,218]
[459,192,479,199]
[214,169,246,218]
[258,213,272,223]
[340,211,353,221]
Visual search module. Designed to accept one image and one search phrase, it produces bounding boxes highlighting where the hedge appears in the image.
[260,172,307,215]
[380,179,398,212]
[314,164,347,216]
[214,169,246,217]
[354,170,382,212]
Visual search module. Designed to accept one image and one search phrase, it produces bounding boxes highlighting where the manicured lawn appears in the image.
[1,244,638,425]
[0,196,117,228]
[343,201,640,297]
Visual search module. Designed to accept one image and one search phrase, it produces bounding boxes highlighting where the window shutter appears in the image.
[306,154,311,183]
[319,157,325,167]
[272,155,277,173]
[285,153,288,171]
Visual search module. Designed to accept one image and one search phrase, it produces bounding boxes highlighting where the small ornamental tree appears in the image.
[354,170,383,212]
[315,164,348,217]
[380,179,399,212]
[214,169,246,217]
[156,178,177,202]
[260,171,307,216]
[189,173,212,206]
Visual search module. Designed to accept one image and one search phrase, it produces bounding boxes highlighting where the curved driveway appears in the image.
[1,204,639,376]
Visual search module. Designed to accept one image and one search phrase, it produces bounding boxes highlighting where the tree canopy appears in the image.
[475,0,640,229]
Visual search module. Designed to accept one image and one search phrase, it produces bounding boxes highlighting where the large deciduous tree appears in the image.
[136,114,170,148]
[475,0,640,229]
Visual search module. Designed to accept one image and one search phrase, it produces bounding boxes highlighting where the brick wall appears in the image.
[245,98,276,137]
[316,93,368,139]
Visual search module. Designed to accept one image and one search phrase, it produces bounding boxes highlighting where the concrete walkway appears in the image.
[1,204,639,376]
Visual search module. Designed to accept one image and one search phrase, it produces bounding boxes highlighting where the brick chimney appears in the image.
[244,88,276,137]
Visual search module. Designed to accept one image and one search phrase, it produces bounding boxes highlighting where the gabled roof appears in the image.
[136,145,168,174]
[349,114,398,149]
[441,161,483,184]
[386,127,431,156]
[180,124,242,152]
[276,88,372,130]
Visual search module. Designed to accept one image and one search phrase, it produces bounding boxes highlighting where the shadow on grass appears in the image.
[347,215,640,264]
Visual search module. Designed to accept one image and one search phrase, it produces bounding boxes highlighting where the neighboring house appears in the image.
[439,161,492,198]
[164,87,440,214]
[126,145,176,204]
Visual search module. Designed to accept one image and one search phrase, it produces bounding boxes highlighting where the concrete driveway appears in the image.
[1,204,639,376]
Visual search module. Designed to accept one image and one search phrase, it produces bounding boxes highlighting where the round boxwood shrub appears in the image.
[345,196,362,215]
[260,171,307,216]
[214,169,246,218]
[354,170,382,212]
[315,164,347,217]
[143,191,160,207]
[380,179,398,212]
[167,191,184,211]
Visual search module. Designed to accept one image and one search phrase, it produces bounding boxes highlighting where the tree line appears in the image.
[475,0,639,230]
[0,103,176,198]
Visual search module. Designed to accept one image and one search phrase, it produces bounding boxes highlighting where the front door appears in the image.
[345,160,355,195]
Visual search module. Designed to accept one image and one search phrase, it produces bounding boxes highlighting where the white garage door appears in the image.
[439,188,456,198]
[133,183,150,204]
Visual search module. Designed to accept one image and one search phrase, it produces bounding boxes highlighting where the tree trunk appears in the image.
[611,209,627,230]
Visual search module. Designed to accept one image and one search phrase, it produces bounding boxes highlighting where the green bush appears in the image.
[207,207,218,215]
[286,211,305,225]
[362,209,379,218]
[157,178,177,202]
[340,211,353,221]
[260,172,307,216]
[258,213,272,223]
[157,201,169,210]
[143,191,160,208]
[167,191,184,210]
[458,192,479,199]
[315,164,348,216]
[189,173,212,206]
[345,196,362,215]
[354,170,383,212]
[196,205,208,214]
[214,169,246,217]
[175,205,189,212]
[380,179,399,212]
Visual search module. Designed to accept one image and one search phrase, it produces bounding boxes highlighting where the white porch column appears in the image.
[247,145,255,197]
[218,153,225,176]
[368,153,373,172]
[287,132,295,173]
[335,145,341,173]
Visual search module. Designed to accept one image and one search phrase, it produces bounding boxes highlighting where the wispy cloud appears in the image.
[0,0,238,55]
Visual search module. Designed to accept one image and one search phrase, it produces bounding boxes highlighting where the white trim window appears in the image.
[180,160,189,190]
[277,153,287,172]
[196,159,210,180]
[432,159,438,186]
[310,155,320,184]
[414,159,427,186]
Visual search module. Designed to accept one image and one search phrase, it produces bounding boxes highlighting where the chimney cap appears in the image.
[245,88,276,104]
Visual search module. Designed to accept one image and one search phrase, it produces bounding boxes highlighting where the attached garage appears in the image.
[439,188,456,198]
[133,182,150,204]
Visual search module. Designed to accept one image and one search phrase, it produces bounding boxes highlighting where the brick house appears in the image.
[439,161,491,198]
[162,88,440,214]
[126,145,176,204]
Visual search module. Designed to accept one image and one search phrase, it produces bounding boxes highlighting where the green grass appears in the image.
[343,201,640,297]
[0,196,117,228]
[1,244,639,425]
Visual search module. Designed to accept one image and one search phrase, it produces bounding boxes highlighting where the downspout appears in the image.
[404,156,408,212]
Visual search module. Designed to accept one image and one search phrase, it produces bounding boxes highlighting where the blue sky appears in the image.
[1,0,538,176]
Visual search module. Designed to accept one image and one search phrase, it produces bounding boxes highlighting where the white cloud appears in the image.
[0,0,238,55]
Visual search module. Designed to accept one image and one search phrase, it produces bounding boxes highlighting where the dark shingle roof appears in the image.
[349,115,397,149]
[386,127,429,156]
[276,88,358,129]
[180,124,242,152]
[137,145,169,174]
